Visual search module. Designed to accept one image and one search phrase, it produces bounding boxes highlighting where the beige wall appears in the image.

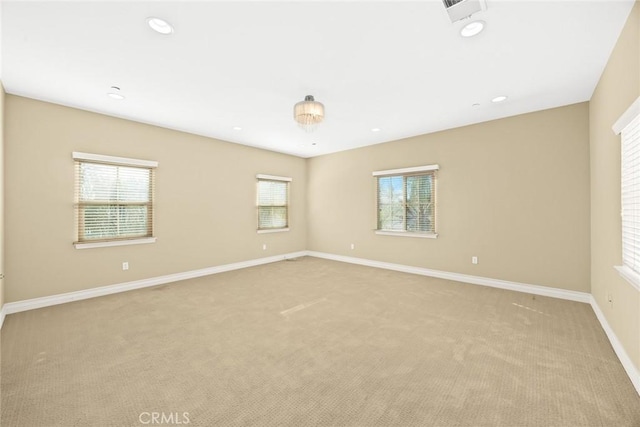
[308,103,591,293]
[4,95,307,302]
[590,2,640,374]
[7,96,591,303]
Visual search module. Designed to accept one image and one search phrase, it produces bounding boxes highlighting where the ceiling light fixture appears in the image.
[294,95,324,132]
[460,20,485,37]
[107,86,124,100]
[371,128,381,132]
[232,126,242,131]
[147,17,174,35]
[492,95,508,103]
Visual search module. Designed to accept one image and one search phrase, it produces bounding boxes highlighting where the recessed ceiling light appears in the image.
[232,126,242,131]
[107,86,124,100]
[371,128,381,132]
[492,95,508,103]
[460,20,485,38]
[147,17,174,35]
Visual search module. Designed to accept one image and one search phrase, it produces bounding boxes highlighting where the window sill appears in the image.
[74,237,157,250]
[614,265,640,292]
[375,230,438,239]
[257,228,290,234]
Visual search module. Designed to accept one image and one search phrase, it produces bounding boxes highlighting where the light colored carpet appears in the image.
[2,256,639,426]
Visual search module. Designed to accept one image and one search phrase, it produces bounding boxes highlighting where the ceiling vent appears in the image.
[443,0,487,23]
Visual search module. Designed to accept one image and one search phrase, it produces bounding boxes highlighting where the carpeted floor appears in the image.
[2,256,639,426]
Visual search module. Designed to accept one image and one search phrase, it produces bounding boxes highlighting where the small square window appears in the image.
[374,165,438,237]
[73,152,157,246]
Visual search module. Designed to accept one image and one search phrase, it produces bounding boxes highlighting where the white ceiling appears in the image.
[2,0,635,158]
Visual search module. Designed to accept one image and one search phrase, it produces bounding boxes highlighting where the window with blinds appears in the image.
[621,114,640,275]
[73,152,157,246]
[257,174,291,232]
[374,165,438,236]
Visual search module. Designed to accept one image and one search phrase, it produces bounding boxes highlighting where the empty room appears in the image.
[1,0,640,426]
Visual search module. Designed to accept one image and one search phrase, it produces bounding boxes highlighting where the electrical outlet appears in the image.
[350,243,355,250]
[472,256,478,265]
[122,262,129,271]
[262,243,267,251]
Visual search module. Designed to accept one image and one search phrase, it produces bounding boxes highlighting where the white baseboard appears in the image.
[2,251,307,317]
[0,304,6,329]
[589,295,640,395]
[0,250,589,320]
[307,251,591,303]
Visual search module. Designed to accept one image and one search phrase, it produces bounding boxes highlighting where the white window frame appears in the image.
[613,97,640,291]
[73,152,158,249]
[256,174,291,234]
[373,164,439,239]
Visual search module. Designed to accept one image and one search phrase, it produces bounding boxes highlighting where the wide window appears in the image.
[73,152,157,249]
[257,174,291,233]
[373,165,438,238]
[614,98,640,289]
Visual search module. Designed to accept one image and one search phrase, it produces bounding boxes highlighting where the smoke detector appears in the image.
[443,0,487,23]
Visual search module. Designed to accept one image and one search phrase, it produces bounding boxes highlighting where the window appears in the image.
[373,165,438,238]
[73,152,157,249]
[257,174,291,233]
[614,97,640,289]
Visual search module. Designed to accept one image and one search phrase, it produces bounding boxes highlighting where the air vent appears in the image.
[443,0,486,23]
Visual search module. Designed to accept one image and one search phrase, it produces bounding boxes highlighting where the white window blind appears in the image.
[257,174,291,231]
[73,152,157,244]
[621,114,640,275]
[374,165,438,235]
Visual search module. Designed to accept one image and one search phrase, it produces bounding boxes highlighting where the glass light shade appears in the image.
[294,95,324,132]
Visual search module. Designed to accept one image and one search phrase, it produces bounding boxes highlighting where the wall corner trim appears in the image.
[613,95,640,135]
[1,251,307,318]
[589,295,640,395]
[0,304,6,329]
